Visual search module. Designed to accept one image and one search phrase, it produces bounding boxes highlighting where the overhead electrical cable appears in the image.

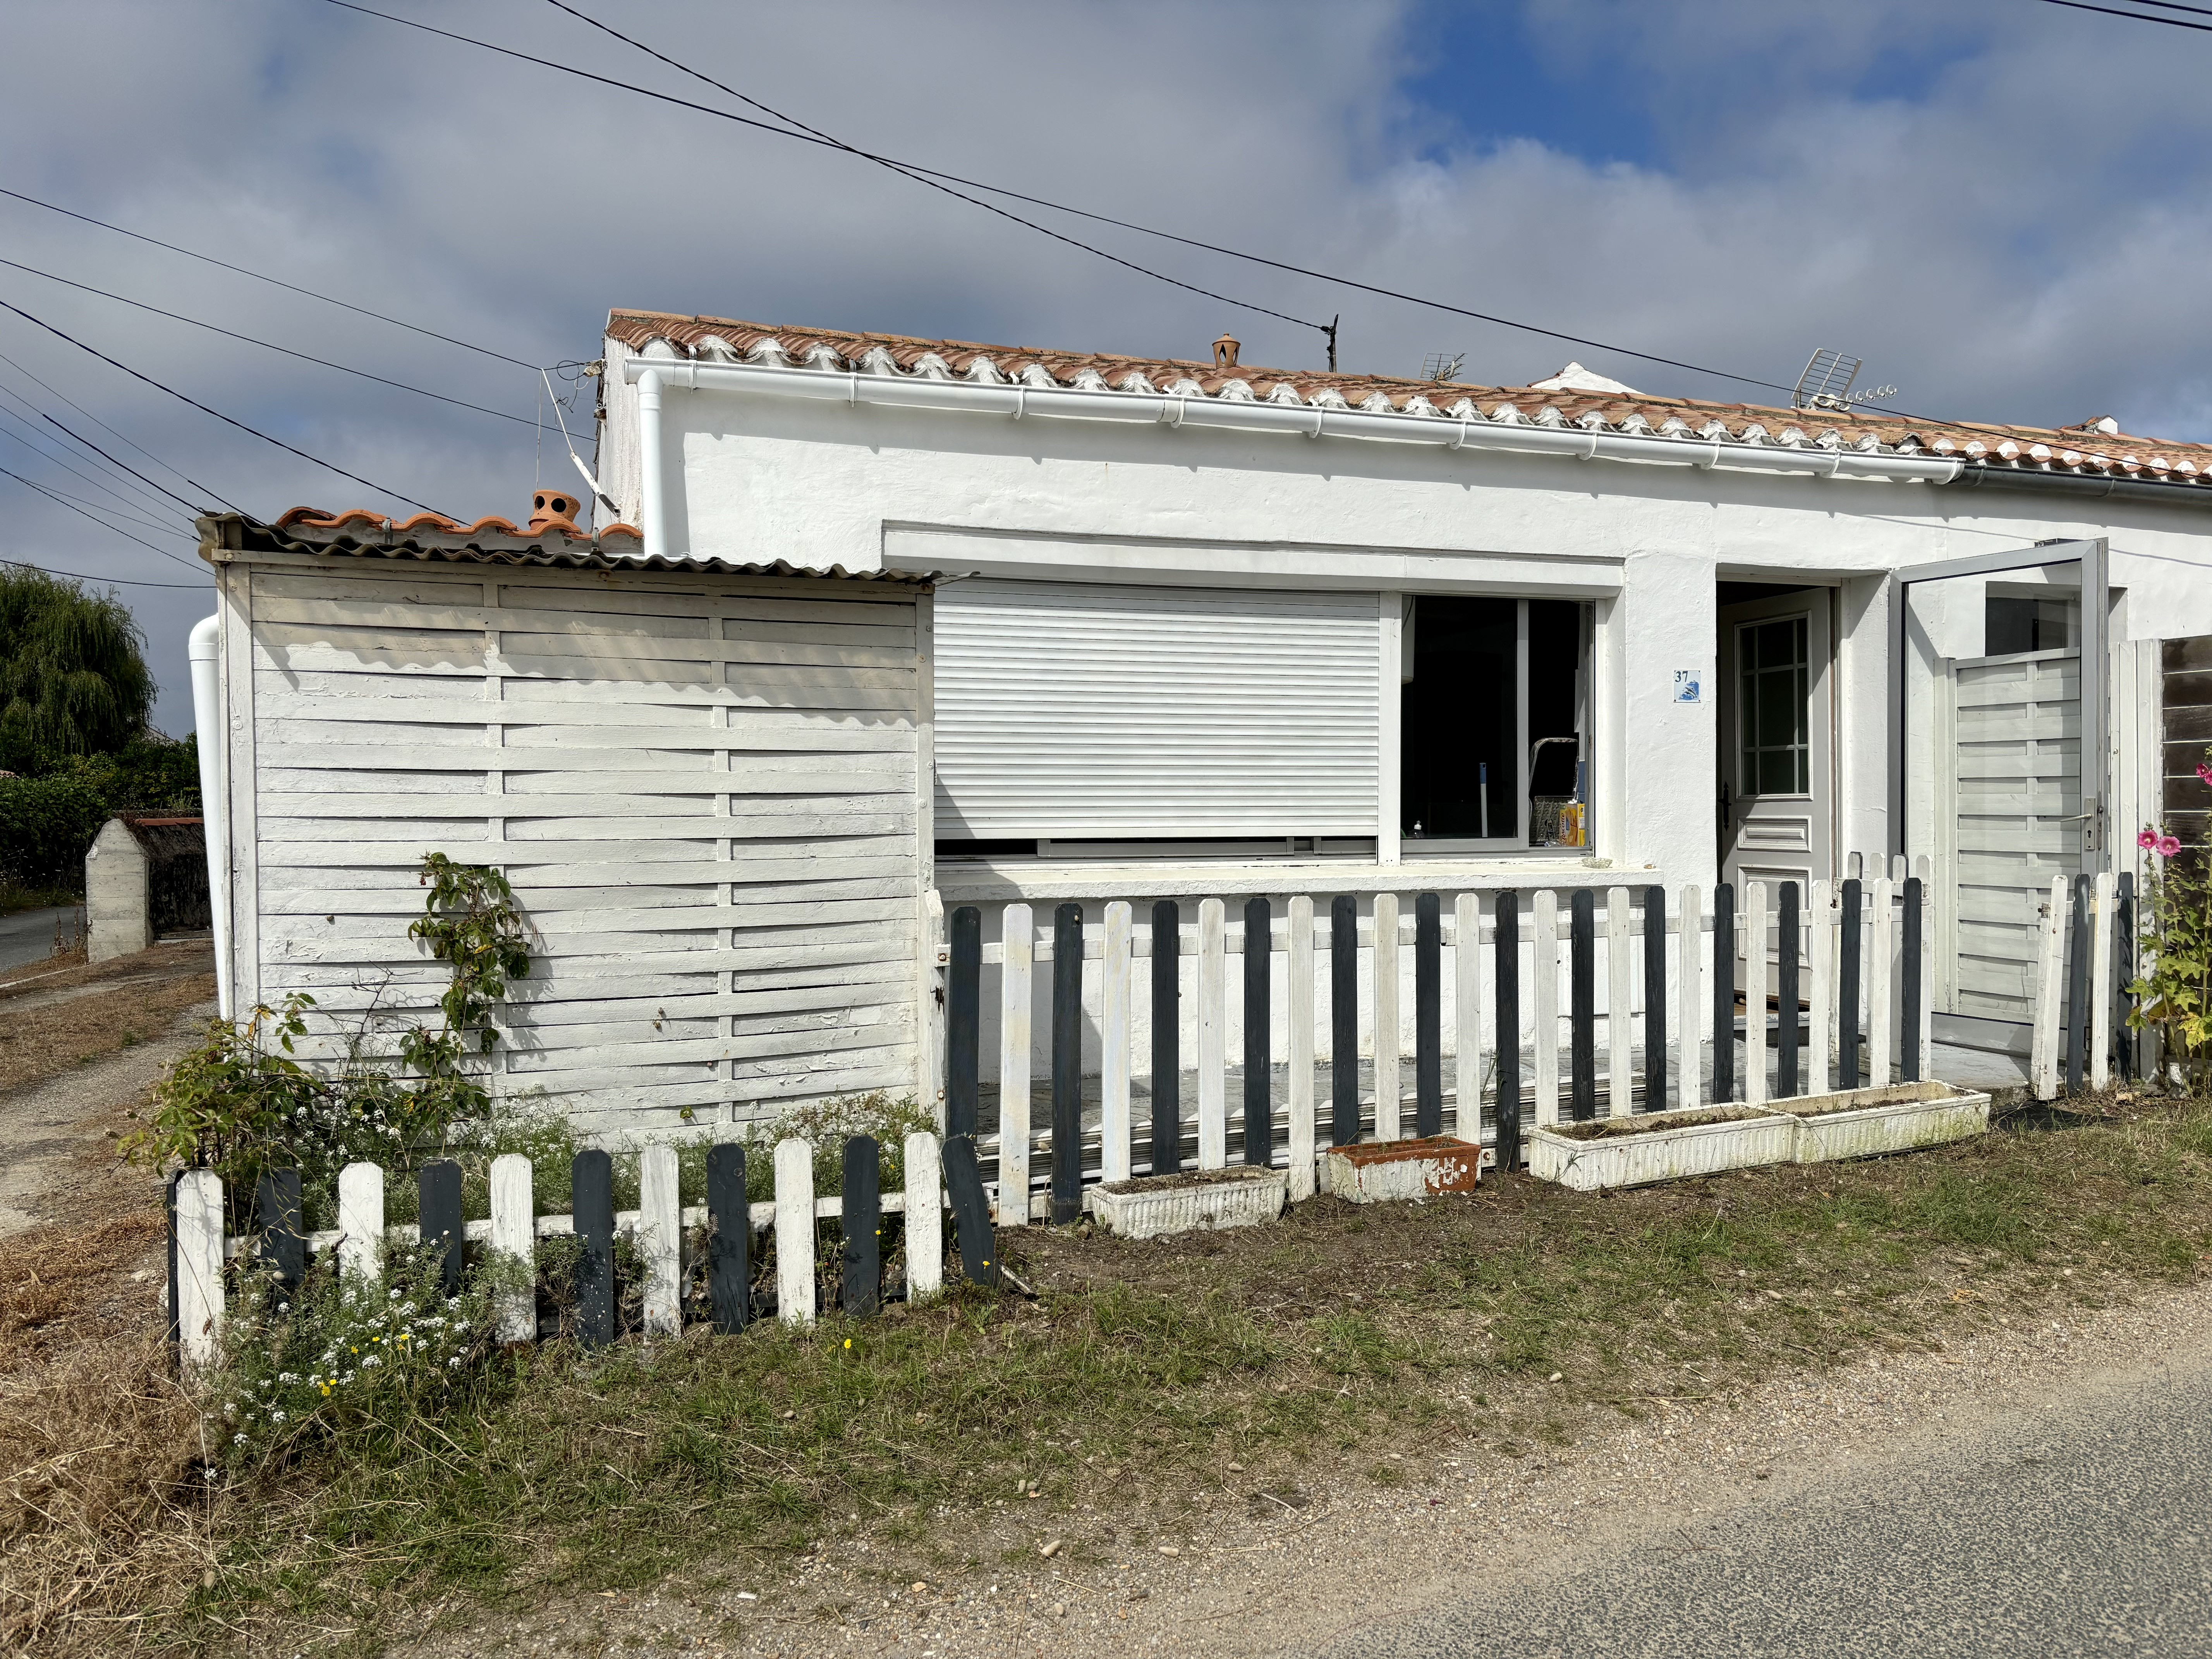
[2030,0,2212,28]
[0,256,538,425]
[328,0,1805,395]
[0,297,452,516]
[0,428,188,536]
[0,553,208,591]
[323,1,1329,340]
[0,398,187,524]
[0,462,208,566]
[0,349,231,511]
[0,184,544,370]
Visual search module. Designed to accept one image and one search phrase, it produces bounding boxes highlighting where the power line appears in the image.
[2032,0,2212,28]
[0,296,451,516]
[0,462,207,568]
[0,256,539,425]
[0,426,187,536]
[0,184,545,370]
[0,553,208,591]
[0,398,186,526]
[333,0,1805,395]
[0,349,231,512]
[325,0,1329,341]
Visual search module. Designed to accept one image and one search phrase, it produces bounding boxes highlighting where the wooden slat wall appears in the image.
[2165,634,2212,849]
[240,559,922,1136]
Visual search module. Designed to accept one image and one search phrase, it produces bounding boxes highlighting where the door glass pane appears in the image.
[1740,617,1809,797]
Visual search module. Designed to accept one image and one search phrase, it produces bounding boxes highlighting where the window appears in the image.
[1400,596,1589,851]
[1737,615,1809,795]
[1984,592,2079,656]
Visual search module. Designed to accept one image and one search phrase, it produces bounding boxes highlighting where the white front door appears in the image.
[1719,589,1835,938]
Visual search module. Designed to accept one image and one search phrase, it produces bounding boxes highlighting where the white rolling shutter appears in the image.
[933,578,1381,840]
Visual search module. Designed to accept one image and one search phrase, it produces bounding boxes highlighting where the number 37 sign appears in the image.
[1674,670,1703,704]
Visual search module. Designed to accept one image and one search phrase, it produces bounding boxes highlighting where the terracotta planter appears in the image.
[1324,1135,1482,1204]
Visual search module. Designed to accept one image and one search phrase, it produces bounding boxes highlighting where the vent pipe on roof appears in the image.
[1212,333,1240,371]
[637,368,666,560]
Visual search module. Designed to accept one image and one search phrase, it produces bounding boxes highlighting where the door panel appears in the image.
[1719,590,1834,960]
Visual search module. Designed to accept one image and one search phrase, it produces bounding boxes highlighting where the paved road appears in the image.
[1330,1349,2212,1658]
[0,905,82,973]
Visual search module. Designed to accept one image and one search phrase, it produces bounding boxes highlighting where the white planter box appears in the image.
[1528,1107,1796,1192]
[1786,1081,1992,1164]
[1085,1168,1288,1240]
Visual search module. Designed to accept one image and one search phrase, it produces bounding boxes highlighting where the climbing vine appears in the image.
[2130,747,2212,1094]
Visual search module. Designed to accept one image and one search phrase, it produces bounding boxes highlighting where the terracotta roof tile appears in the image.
[606,307,2212,485]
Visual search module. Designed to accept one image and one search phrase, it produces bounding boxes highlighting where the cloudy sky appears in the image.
[5,0,2209,732]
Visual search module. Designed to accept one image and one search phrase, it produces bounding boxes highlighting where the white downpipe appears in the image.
[187,611,232,1020]
[636,368,666,562]
[620,357,1965,487]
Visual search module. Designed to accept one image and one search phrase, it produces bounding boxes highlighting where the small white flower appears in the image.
[388,1289,402,1302]
[270,1410,286,1424]
[234,1432,247,1444]
[448,1355,462,1369]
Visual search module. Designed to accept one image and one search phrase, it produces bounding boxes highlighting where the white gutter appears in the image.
[621,356,1964,488]
[636,366,667,561]
[187,611,232,1020]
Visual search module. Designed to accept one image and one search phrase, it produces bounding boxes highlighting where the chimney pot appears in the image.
[529,488,581,533]
[1212,333,1240,371]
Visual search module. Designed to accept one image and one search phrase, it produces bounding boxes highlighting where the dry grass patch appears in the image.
[0,943,215,1096]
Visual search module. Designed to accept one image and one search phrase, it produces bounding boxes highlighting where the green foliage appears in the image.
[0,564,155,774]
[765,1089,938,1196]
[2130,747,2212,1092]
[0,735,202,892]
[131,852,536,1230]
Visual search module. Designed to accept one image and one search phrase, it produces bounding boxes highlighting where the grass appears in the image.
[10,1087,2212,1654]
[0,951,216,1095]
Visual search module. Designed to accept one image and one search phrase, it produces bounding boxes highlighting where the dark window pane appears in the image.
[1757,668,1800,753]
[1401,596,1516,838]
[1760,747,1796,793]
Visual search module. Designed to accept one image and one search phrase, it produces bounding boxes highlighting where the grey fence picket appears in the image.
[1052,903,1084,1223]
[947,906,982,1140]
[1494,891,1521,1169]
[1245,894,1273,1165]
[419,1158,463,1298]
[2117,871,2137,1080]
[1642,885,1666,1115]
[1152,899,1182,1175]
[706,1142,749,1333]
[1570,890,1597,1121]
[2066,874,2091,1097]
[1415,892,1443,1138]
[1713,883,1736,1103]
[573,1148,614,1347]
[1902,875,1924,1083]
[843,1135,881,1317]
[1838,877,1862,1090]
[257,1168,304,1290]
[1777,883,1801,1100]
[941,1133,1001,1290]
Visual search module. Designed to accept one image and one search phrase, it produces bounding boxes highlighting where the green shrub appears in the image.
[0,770,110,889]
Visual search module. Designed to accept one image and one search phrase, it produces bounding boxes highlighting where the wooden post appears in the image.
[2030,876,2065,1099]
[1244,894,1274,1166]
[1415,892,1443,1138]
[998,902,1033,1225]
[484,1153,532,1342]
[1051,903,1084,1223]
[165,1173,179,1356]
[1373,891,1402,1141]
[1807,880,1832,1096]
[573,1148,615,1348]
[418,1159,462,1300]
[1776,883,1800,1100]
[1331,895,1358,1147]
[706,1142,749,1334]
[1677,885,1704,1113]
[1867,877,1894,1089]
[1838,877,1863,1090]
[638,1144,680,1337]
[258,1168,305,1291]
[1742,882,1768,1108]
[1493,891,1521,1168]
[941,1134,1001,1290]
[337,1160,382,1282]
[1101,901,1133,1183]
[946,906,982,1140]
[174,1167,223,1370]
[1151,899,1182,1175]
[1198,896,1227,1169]
[1569,890,1597,1122]
[1901,875,1925,1084]
[1915,855,1936,1084]
[774,1137,814,1327]
[842,1136,881,1317]
[1288,895,1316,1199]
[1711,883,1736,1103]
[2066,874,2091,1097]
[1532,890,1561,1127]
[903,1130,944,1300]
[1642,885,1667,1115]
[2116,871,2137,1082]
[1605,886,1633,1118]
[1454,893,1483,1144]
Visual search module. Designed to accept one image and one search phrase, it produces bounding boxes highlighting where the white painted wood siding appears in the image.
[932,577,1382,840]
[238,559,922,1136]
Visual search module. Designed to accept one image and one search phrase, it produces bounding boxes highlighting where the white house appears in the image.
[192,307,2212,1147]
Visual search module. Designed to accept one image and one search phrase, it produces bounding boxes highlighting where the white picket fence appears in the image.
[945,858,1938,1218]
[169,1133,947,1368]
[2026,870,2130,1101]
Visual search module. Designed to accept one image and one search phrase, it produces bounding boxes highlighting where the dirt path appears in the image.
[387,1274,2212,1659]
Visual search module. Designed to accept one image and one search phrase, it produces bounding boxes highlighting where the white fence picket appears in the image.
[1198,896,1227,1170]
[2031,875,2066,1099]
[1453,893,1482,1142]
[2091,871,2115,1091]
[774,1136,814,1326]
[998,902,1033,1226]
[1372,891,1401,1142]
[1532,890,1560,1127]
[1606,886,1633,1118]
[1807,879,1832,1097]
[1868,877,1895,1089]
[1288,894,1317,1200]
[639,1144,681,1338]
[1742,882,1769,1108]
[175,1168,224,1369]
[337,1160,382,1281]
[904,1130,943,1300]
[489,1152,534,1342]
[1677,884,1703,1113]
[1101,900,1133,1183]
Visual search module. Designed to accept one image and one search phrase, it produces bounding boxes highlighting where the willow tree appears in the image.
[0,566,155,773]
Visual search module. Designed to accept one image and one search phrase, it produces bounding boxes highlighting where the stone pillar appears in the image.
[86,817,150,962]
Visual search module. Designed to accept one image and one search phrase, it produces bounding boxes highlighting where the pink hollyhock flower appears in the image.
[2156,833,2182,859]
[2140,827,2161,852]
[2198,760,2212,788]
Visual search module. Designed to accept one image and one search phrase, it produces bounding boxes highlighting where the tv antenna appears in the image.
[1421,350,1466,383]
[1793,348,1894,412]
